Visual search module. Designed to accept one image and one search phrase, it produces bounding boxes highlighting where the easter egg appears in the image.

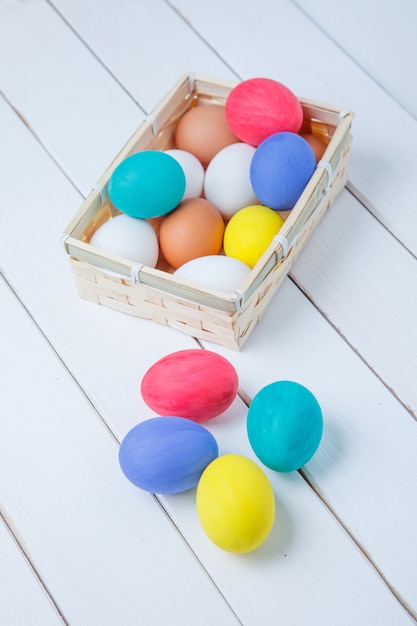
[159,197,225,269]
[175,104,240,167]
[196,454,275,553]
[223,205,284,268]
[247,381,323,473]
[141,349,239,422]
[225,77,303,146]
[203,143,259,219]
[119,417,218,494]
[108,150,186,218]
[89,214,159,267]
[174,255,251,293]
[250,132,316,211]
[164,149,205,199]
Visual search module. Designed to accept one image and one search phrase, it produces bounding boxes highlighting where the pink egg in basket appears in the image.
[225,77,303,146]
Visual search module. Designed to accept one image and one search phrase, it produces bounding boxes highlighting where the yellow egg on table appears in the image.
[196,454,275,554]
[223,205,284,268]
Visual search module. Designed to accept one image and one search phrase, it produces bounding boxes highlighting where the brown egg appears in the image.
[175,105,240,168]
[300,133,328,162]
[277,209,292,221]
[159,198,225,269]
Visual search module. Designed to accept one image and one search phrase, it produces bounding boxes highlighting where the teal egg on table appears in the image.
[108,150,186,218]
[247,381,323,472]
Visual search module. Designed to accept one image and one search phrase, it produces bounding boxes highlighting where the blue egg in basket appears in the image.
[119,416,219,494]
[108,150,186,218]
[247,380,323,472]
[250,132,316,211]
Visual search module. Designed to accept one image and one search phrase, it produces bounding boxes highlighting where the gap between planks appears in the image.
[0,272,243,624]
[346,181,417,261]
[44,0,148,114]
[0,508,70,626]
[287,279,417,421]
[0,91,84,200]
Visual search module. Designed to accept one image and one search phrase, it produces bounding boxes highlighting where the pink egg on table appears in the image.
[140,350,239,422]
[225,77,303,146]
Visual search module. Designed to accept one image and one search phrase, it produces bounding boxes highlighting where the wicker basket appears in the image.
[63,73,353,350]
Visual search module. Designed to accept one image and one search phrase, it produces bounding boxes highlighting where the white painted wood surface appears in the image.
[293,0,417,120]
[1,1,416,624]
[0,519,64,625]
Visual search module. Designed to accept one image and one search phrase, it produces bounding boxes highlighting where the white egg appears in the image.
[174,255,251,293]
[164,149,205,199]
[204,143,259,219]
[89,214,159,267]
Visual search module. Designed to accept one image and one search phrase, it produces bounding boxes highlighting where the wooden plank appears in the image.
[0,278,241,626]
[0,98,415,623]
[292,188,417,417]
[46,0,238,113]
[0,0,141,195]
[292,0,417,119]
[0,518,65,626]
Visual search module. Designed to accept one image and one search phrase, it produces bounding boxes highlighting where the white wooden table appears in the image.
[1,1,416,624]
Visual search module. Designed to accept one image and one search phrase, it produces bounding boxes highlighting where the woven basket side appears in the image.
[69,257,241,348]
[63,74,354,349]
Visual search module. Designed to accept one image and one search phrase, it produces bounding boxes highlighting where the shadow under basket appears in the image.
[62,73,354,350]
